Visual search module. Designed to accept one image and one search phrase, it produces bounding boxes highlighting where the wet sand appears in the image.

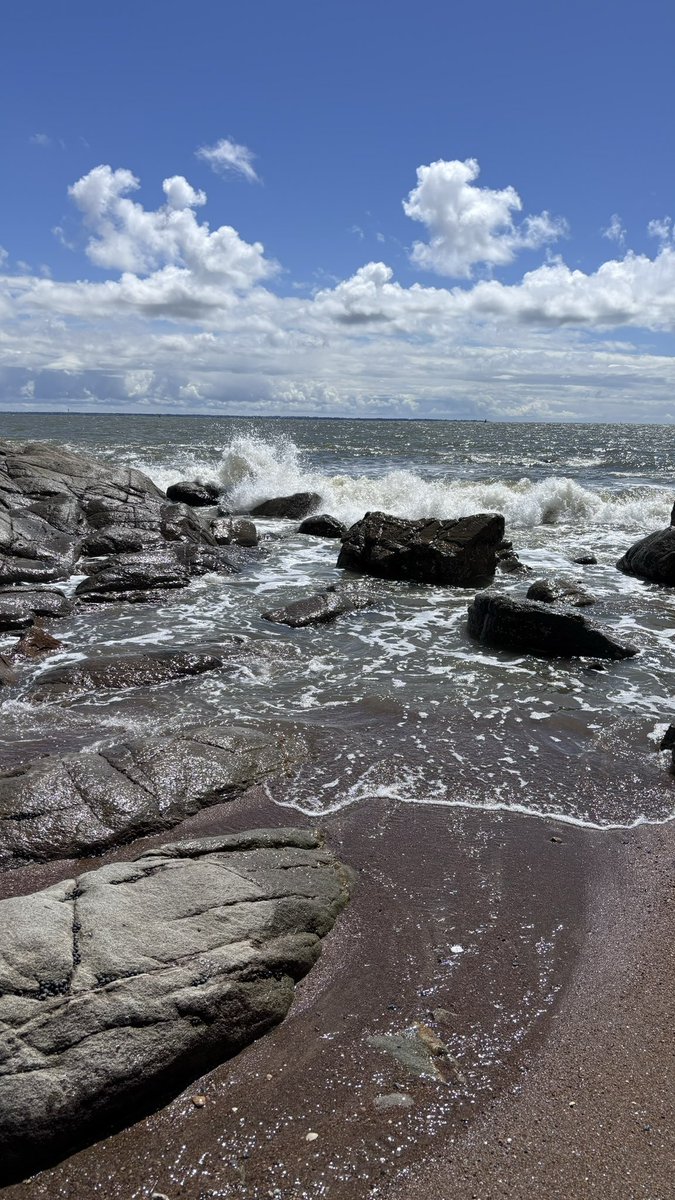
[3,768,673,1200]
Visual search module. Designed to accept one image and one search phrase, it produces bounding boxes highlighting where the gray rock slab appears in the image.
[28,645,243,702]
[0,828,350,1179]
[0,723,307,864]
[337,511,505,585]
[467,590,637,660]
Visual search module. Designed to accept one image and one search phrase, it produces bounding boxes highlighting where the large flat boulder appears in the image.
[467,590,638,660]
[262,583,373,628]
[616,526,675,585]
[337,511,505,585]
[0,723,306,864]
[28,645,242,702]
[0,828,350,1179]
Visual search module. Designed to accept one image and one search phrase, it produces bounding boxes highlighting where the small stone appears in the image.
[151,1194,170,1200]
[191,1094,207,1107]
[550,836,563,843]
[305,1131,319,1142]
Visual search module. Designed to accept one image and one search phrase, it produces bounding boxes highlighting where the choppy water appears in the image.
[1,414,674,829]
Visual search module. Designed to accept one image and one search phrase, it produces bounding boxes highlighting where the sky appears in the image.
[2,0,675,422]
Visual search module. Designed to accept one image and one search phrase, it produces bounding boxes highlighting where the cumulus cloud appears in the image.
[196,137,260,183]
[403,158,566,278]
[647,216,673,245]
[602,214,626,247]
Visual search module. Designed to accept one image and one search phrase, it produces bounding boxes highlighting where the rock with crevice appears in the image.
[617,525,675,585]
[28,644,243,702]
[467,590,637,660]
[338,511,505,586]
[0,828,350,1180]
[250,492,321,520]
[298,514,347,539]
[0,722,307,865]
[0,588,73,631]
[262,583,374,628]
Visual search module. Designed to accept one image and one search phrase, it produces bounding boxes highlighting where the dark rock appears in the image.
[262,584,373,628]
[496,549,531,576]
[0,588,73,631]
[11,624,63,660]
[166,480,220,506]
[0,722,307,865]
[250,492,321,520]
[671,503,675,527]
[298,514,348,539]
[0,828,349,1179]
[28,646,238,702]
[660,725,675,773]
[0,655,17,687]
[75,550,191,601]
[526,577,595,607]
[467,590,638,660]
[80,526,149,556]
[211,517,258,547]
[617,527,675,585]
[158,502,214,545]
[337,511,505,586]
[570,551,597,565]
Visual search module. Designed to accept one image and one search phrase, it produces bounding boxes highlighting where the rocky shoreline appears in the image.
[1,439,674,1195]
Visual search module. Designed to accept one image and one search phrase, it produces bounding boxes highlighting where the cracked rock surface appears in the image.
[0,723,306,865]
[0,828,351,1179]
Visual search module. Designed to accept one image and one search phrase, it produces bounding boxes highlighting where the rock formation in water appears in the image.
[467,590,637,660]
[337,511,505,586]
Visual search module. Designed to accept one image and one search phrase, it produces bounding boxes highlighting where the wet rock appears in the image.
[11,624,63,660]
[617,526,675,585]
[367,1025,464,1084]
[29,645,238,702]
[298,514,347,539]
[671,502,675,526]
[166,480,220,507]
[660,724,675,772]
[74,550,192,601]
[0,588,73,631]
[262,583,373,628]
[158,502,214,545]
[79,525,150,556]
[0,722,307,865]
[467,590,637,660]
[337,511,505,586]
[570,550,597,565]
[211,517,258,547]
[250,492,321,520]
[0,828,350,1179]
[0,655,17,687]
[526,577,595,607]
[496,549,531,576]
[374,1093,415,1111]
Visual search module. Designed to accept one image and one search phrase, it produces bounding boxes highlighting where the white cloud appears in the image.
[29,133,51,147]
[602,214,626,247]
[403,158,566,278]
[647,216,673,245]
[195,137,260,183]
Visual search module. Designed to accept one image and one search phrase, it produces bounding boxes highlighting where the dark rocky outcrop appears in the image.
[496,548,531,576]
[75,549,191,601]
[0,587,73,631]
[570,551,597,566]
[250,492,321,520]
[0,828,350,1180]
[28,645,239,702]
[11,624,63,660]
[660,724,675,772]
[0,723,306,865]
[526,577,595,607]
[337,511,505,586]
[617,526,675,585]
[0,655,17,687]
[165,479,220,507]
[211,516,258,547]
[262,583,373,628]
[298,514,348,539]
[467,590,637,660]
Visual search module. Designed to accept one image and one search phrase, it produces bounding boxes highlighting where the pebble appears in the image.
[191,1094,207,1108]
[305,1131,319,1142]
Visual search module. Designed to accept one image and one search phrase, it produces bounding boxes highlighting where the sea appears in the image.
[1,414,674,832]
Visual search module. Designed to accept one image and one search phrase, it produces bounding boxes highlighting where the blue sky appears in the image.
[2,0,675,420]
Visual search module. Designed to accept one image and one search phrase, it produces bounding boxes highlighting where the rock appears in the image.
[617,526,675,585]
[11,624,63,660]
[211,517,258,547]
[0,588,73,631]
[526,577,595,607]
[0,655,17,687]
[337,511,505,586]
[660,725,675,772]
[570,551,597,565]
[0,828,350,1179]
[250,492,321,520]
[75,550,191,601]
[262,584,373,628]
[496,549,531,576]
[671,503,675,527]
[166,480,220,507]
[79,526,150,556]
[28,646,238,702]
[298,514,347,539]
[374,1093,415,1111]
[367,1026,464,1084]
[0,723,307,865]
[467,590,638,660]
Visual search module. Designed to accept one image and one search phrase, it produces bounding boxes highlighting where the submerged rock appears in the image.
[211,516,258,547]
[496,548,531,576]
[526,577,595,606]
[660,724,675,773]
[0,655,17,687]
[337,511,505,586]
[250,492,321,519]
[262,583,373,628]
[166,479,220,506]
[617,526,675,585]
[0,588,73,631]
[467,590,637,660]
[28,645,238,701]
[298,514,347,539]
[0,723,306,864]
[0,828,350,1179]
[11,624,64,660]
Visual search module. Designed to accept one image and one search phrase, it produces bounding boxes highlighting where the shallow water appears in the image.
[1,415,674,829]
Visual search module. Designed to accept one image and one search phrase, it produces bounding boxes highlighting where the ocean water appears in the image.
[1,414,674,830]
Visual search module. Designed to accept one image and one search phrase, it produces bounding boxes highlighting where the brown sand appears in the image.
[3,779,673,1200]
